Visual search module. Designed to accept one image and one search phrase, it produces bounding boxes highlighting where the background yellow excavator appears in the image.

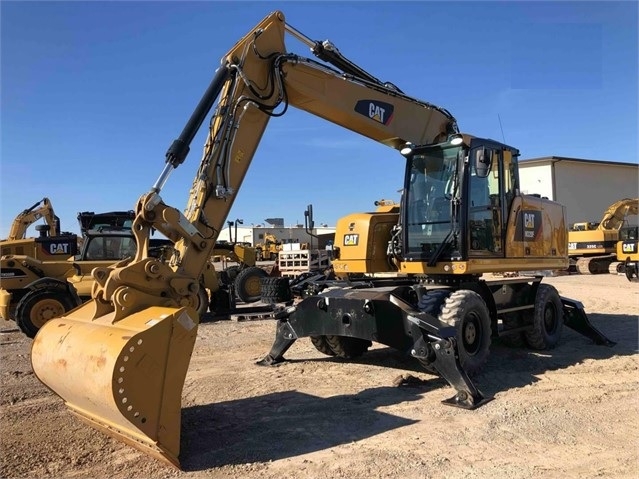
[30,11,613,469]
[1,197,78,259]
[5,197,60,241]
[568,198,639,274]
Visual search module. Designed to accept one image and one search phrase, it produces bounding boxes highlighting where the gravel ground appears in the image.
[1,273,637,479]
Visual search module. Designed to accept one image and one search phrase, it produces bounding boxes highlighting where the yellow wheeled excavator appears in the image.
[30,11,614,469]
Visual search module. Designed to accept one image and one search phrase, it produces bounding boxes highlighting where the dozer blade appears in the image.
[30,301,199,469]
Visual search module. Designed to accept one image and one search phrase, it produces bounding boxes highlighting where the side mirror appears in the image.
[475,148,493,178]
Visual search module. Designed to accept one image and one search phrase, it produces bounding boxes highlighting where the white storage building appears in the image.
[519,156,638,226]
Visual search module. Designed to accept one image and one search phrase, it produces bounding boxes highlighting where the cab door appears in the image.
[467,145,506,256]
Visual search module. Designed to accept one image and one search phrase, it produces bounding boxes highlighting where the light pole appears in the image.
[234,218,243,244]
[227,221,233,242]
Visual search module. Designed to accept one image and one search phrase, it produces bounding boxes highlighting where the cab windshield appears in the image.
[405,145,459,256]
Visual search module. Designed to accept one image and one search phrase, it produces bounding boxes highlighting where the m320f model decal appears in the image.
[354,100,394,125]
[514,210,542,241]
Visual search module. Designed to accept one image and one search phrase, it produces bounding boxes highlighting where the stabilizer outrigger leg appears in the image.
[407,317,492,410]
[561,297,616,347]
[258,295,492,410]
[257,306,298,366]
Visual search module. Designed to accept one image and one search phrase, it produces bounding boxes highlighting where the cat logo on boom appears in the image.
[354,100,394,126]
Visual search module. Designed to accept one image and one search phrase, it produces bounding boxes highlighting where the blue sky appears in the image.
[1,1,637,239]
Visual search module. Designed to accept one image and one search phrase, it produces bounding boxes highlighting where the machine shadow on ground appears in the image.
[180,386,422,471]
[181,312,634,471]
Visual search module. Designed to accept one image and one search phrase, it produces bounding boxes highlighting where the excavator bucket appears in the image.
[30,301,199,468]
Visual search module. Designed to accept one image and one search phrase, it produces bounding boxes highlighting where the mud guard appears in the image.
[31,302,199,468]
[560,297,616,347]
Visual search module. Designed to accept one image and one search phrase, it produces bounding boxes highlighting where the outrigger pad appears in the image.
[31,302,199,469]
[560,297,616,347]
[412,334,493,410]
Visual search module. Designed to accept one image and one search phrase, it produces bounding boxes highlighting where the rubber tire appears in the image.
[235,266,268,303]
[524,284,564,350]
[310,336,337,356]
[209,288,232,316]
[439,290,492,376]
[16,289,77,339]
[225,266,241,282]
[260,277,292,303]
[324,335,371,359]
[416,289,451,374]
[195,287,209,316]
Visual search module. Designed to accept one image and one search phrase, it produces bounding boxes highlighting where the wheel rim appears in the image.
[544,302,558,334]
[245,276,261,296]
[462,313,481,355]
[30,299,65,329]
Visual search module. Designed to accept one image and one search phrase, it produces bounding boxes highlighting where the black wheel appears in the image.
[15,289,78,339]
[439,290,492,375]
[500,312,527,348]
[195,287,209,316]
[225,266,241,282]
[416,289,451,374]
[524,284,564,350]
[324,335,371,359]
[625,258,637,281]
[310,336,336,356]
[234,266,268,303]
[269,252,278,261]
[209,288,232,316]
[260,277,292,303]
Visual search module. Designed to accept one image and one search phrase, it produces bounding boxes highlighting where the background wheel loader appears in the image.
[0,210,182,337]
[28,10,614,469]
[255,233,282,261]
[209,240,270,305]
[2,207,268,337]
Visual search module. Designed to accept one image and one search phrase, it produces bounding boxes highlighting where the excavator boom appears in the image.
[31,11,458,468]
[6,197,61,240]
[598,198,639,231]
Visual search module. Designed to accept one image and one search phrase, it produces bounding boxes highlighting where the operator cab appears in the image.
[400,135,520,265]
[80,229,138,261]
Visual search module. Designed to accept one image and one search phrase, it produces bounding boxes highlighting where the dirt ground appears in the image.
[1,273,637,479]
